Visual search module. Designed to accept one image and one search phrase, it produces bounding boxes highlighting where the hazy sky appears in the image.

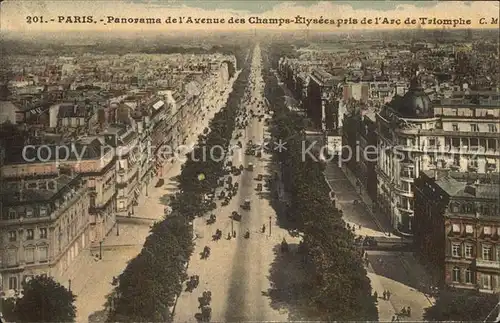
[1,0,498,32]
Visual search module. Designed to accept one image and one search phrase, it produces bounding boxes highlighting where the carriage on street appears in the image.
[231,211,242,221]
[206,214,216,225]
[241,198,251,210]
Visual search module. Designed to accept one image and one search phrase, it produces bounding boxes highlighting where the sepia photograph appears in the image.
[0,0,499,322]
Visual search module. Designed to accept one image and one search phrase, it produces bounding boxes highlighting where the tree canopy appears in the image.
[262,44,378,321]
[424,289,499,322]
[13,275,76,323]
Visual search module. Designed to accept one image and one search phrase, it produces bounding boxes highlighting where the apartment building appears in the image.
[376,79,499,235]
[103,125,139,217]
[0,172,90,295]
[1,138,117,244]
[414,170,500,293]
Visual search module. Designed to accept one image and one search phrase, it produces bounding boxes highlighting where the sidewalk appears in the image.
[340,165,394,237]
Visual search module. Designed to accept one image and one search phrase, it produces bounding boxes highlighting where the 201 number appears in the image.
[26,16,45,24]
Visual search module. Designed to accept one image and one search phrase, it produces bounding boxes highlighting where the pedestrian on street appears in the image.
[359,224,361,230]
[373,291,378,302]
[407,306,411,316]
[387,290,391,300]
[233,230,236,238]
[391,316,396,322]
[383,291,387,300]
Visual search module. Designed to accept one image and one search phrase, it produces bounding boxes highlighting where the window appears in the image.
[38,246,48,262]
[26,229,34,240]
[25,248,35,263]
[452,243,461,257]
[452,224,461,233]
[8,276,17,290]
[39,207,47,217]
[428,138,436,147]
[482,245,492,260]
[470,124,479,132]
[452,267,461,282]
[465,269,473,284]
[9,231,17,242]
[40,228,47,239]
[452,124,458,131]
[25,208,33,217]
[488,124,497,132]
[429,155,436,165]
[8,209,16,220]
[7,248,17,267]
[465,245,473,258]
[481,274,491,289]
[484,226,491,235]
[465,225,473,234]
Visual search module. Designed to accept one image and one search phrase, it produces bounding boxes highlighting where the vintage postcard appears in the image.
[0,1,499,322]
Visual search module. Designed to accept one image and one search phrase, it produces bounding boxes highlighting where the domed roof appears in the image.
[394,78,433,118]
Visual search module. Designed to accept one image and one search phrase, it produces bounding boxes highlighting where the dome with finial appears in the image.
[391,74,433,118]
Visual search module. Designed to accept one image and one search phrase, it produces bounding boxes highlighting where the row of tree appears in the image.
[106,52,251,322]
[262,45,378,321]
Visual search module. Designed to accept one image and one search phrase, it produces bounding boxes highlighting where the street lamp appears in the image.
[116,220,120,236]
[99,241,103,260]
[269,216,272,236]
[68,279,72,292]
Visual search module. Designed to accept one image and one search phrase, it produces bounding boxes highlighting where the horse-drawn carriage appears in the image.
[195,291,212,322]
[212,229,222,241]
[185,275,199,292]
[201,246,210,259]
[195,306,211,322]
[206,214,216,225]
[221,197,230,206]
[256,183,263,191]
[241,199,251,210]
[198,291,212,307]
[231,211,242,221]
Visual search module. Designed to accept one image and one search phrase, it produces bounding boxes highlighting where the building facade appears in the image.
[414,171,500,293]
[0,173,90,295]
[376,80,499,235]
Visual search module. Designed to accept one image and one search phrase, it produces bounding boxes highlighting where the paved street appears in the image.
[57,69,240,323]
[174,44,298,322]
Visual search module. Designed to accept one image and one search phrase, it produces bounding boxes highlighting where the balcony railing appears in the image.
[475,259,500,270]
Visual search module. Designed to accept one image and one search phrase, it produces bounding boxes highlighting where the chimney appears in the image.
[464,184,476,196]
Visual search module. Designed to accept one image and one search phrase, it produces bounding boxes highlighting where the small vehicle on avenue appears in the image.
[206,214,216,225]
[242,198,251,210]
[231,211,242,221]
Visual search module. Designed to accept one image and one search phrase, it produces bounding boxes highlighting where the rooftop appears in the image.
[1,173,83,205]
[423,170,500,200]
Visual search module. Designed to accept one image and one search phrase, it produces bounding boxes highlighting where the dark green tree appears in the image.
[14,275,76,322]
[424,289,499,321]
